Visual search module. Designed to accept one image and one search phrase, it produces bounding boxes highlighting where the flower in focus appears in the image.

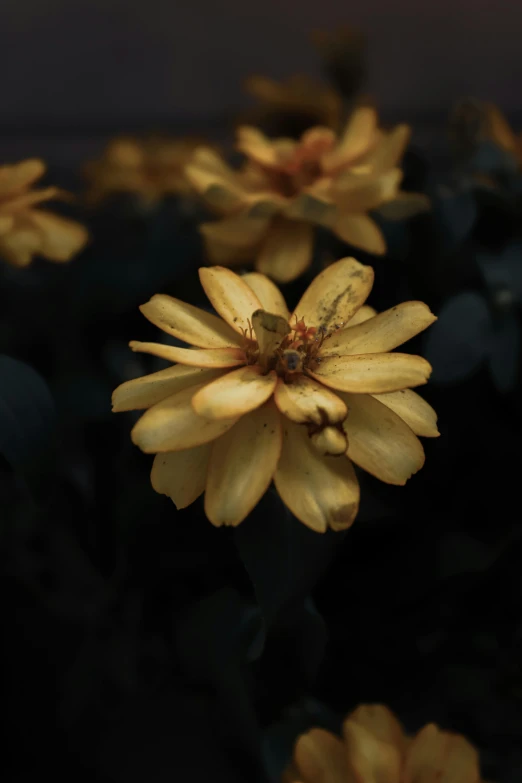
[84,136,208,208]
[112,257,438,532]
[0,159,88,268]
[283,703,485,783]
[186,107,429,283]
[242,74,344,135]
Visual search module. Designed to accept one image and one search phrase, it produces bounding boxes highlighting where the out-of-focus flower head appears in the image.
[283,703,486,782]
[113,258,437,531]
[0,159,88,268]
[84,136,210,208]
[312,25,367,103]
[186,108,429,282]
[242,74,344,137]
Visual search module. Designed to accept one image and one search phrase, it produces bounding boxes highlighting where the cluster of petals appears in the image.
[0,159,88,267]
[185,107,429,282]
[112,257,438,532]
[284,703,485,783]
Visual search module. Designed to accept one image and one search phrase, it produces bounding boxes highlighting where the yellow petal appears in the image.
[293,728,349,783]
[241,272,290,318]
[310,426,348,456]
[200,214,270,253]
[252,310,290,360]
[131,384,239,453]
[204,402,282,526]
[0,222,40,266]
[333,169,402,213]
[139,293,240,349]
[112,365,226,412]
[364,124,411,173]
[333,213,386,255]
[376,192,431,220]
[347,304,377,326]
[256,217,314,283]
[0,159,46,195]
[29,211,89,262]
[274,375,347,425]
[311,353,432,393]
[129,341,245,368]
[339,392,425,485]
[4,187,61,212]
[274,419,360,532]
[372,389,439,437]
[191,365,277,420]
[0,214,14,234]
[347,704,407,755]
[237,126,283,167]
[344,719,403,783]
[185,148,247,212]
[292,256,374,332]
[151,444,211,509]
[322,106,378,172]
[319,302,437,357]
[404,725,480,783]
[199,266,262,335]
[284,192,336,225]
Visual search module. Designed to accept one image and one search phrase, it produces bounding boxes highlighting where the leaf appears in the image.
[423,292,491,383]
[431,185,477,252]
[488,310,520,393]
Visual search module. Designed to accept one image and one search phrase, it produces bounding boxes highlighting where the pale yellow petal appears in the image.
[0,159,46,195]
[319,302,437,357]
[131,384,239,453]
[252,310,290,360]
[347,304,377,326]
[256,218,314,284]
[344,719,402,783]
[237,126,283,167]
[204,401,282,526]
[112,365,226,412]
[151,444,211,509]
[185,147,247,212]
[192,365,277,420]
[333,213,386,256]
[274,419,360,532]
[293,728,349,783]
[339,392,425,485]
[28,210,88,262]
[274,376,347,425]
[292,256,374,332]
[241,272,290,318]
[129,341,245,368]
[310,426,348,456]
[310,353,432,393]
[372,389,439,437]
[363,124,411,173]
[322,106,378,172]
[347,704,407,754]
[199,266,262,334]
[333,169,402,213]
[139,293,240,349]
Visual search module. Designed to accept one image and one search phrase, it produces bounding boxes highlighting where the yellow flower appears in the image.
[112,258,438,532]
[186,109,429,283]
[242,74,343,133]
[0,159,88,268]
[84,135,208,208]
[284,704,485,783]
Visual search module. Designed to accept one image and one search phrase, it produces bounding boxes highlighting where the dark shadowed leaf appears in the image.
[477,244,522,303]
[431,185,477,252]
[488,310,520,393]
[423,292,491,383]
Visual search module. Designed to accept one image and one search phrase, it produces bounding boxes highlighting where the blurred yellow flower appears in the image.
[112,258,438,532]
[243,74,343,133]
[84,136,208,208]
[186,107,429,283]
[284,704,485,783]
[0,159,88,268]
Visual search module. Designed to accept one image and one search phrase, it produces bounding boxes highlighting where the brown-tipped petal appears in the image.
[139,293,240,349]
[376,192,431,221]
[292,256,374,332]
[372,389,439,437]
[322,106,378,172]
[310,353,432,394]
[252,310,290,359]
[151,444,211,509]
[192,365,277,420]
[29,211,89,262]
[310,426,347,456]
[333,213,386,256]
[293,728,349,783]
[347,304,377,326]
[274,419,360,532]
[131,384,239,453]
[242,272,290,318]
[199,266,262,335]
[319,301,437,357]
[0,159,46,195]
[256,217,314,283]
[129,341,245,368]
[346,704,408,754]
[205,401,282,526]
[333,169,403,213]
[274,376,347,426]
[112,365,226,412]
[404,724,481,783]
[344,719,403,783]
[339,392,425,485]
